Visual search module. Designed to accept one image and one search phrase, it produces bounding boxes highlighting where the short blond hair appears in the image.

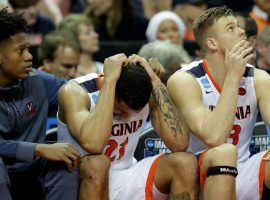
[193,6,233,50]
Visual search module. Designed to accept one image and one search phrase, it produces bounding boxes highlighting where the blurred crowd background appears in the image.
[3,0,269,79]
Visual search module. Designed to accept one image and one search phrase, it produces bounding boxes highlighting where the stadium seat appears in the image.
[45,127,57,142]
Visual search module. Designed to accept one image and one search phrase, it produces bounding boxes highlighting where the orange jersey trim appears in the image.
[202,59,222,93]
[259,150,270,199]
[97,73,102,90]
[250,12,269,33]
[145,155,163,200]
[198,150,208,190]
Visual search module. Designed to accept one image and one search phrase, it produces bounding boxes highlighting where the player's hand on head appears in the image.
[147,57,165,79]
[104,53,128,83]
[35,143,81,172]
[128,54,160,81]
[224,40,253,80]
[128,54,149,67]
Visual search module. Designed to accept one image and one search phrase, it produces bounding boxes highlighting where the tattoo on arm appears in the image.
[152,84,186,137]
[169,192,191,200]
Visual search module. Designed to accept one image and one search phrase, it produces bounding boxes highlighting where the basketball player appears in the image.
[168,6,270,200]
[57,53,198,199]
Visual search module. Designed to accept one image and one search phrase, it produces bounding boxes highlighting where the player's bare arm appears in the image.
[254,69,270,161]
[255,68,270,130]
[58,53,128,154]
[128,54,189,152]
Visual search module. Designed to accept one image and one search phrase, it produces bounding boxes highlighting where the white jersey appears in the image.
[58,73,150,170]
[184,60,258,163]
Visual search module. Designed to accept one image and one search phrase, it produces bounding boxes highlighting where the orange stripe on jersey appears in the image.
[199,150,208,190]
[259,150,270,200]
[202,59,222,93]
[97,73,102,90]
[145,155,162,200]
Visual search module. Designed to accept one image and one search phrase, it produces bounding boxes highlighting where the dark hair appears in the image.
[193,6,233,50]
[245,17,258,39]
[9,0,39,8]
[0,8,28,43]
[38,30,81,62]
[116,63,152,111]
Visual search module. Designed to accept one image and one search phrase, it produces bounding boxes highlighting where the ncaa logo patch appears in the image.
[91,92,99,104]
[144,138,171,158]
[201,78,211,89]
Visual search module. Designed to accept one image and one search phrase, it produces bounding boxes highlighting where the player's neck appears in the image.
[205,54,226,88]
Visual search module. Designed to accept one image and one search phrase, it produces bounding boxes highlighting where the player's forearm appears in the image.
[80,80,116,154]
[201,77,240,146]
[151,79,190,150]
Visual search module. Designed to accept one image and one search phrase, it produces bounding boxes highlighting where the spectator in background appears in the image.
[84,0,148,41]
[58,14,103,75]
[234,12,258,66]
[256,26,270,74]
[11,0,55,46]
[0,8,80,200]
[36,0,63,24]
[174,0,207,41]
[35,0,87,27]
[38,30,81,79]
[138,40,190,84]
[146,10,193,61]
[250,0,270,33]
[146,10,186,45]
[136,0,172,19]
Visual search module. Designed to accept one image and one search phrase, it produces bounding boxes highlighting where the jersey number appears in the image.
[104,138,129,162]
[229,124,241,145]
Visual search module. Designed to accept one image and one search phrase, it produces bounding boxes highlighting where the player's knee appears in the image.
[79,155,110,179]
[170,152,198,175]
[215,143,237,162]
[206,143,238,166]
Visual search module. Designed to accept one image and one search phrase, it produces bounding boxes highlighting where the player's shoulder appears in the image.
[180,60,204,72]
[168,63,200,91]
[73,73,99,84]
[253,67,269,77]
[169,60,203,82]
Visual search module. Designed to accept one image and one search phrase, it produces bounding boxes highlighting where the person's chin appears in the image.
[20,70,31,79]
[114,116,130,122]
[19,74,30,80]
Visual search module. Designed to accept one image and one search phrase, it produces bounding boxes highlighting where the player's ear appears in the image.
[206,37,218,51]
